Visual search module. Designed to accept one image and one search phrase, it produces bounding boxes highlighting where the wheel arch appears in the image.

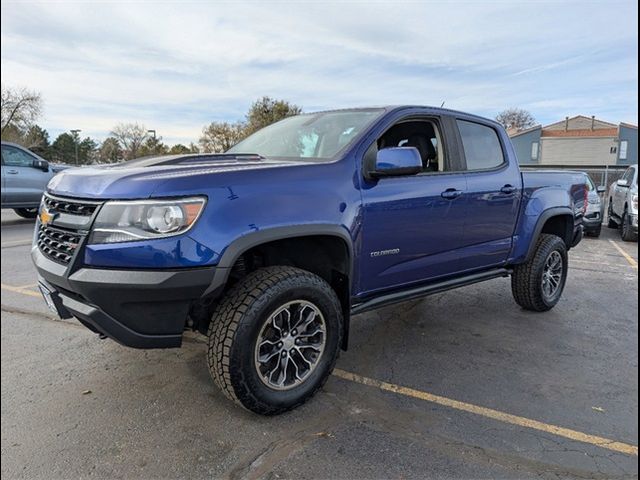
[525,208,575,261]
[202,225,354,349]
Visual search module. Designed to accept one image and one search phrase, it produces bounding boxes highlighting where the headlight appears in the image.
[588,196,600,204]
[90,197,206,244]
[633,194,638,211]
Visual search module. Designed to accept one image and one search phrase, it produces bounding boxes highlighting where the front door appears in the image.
[1,144,48,206]
[358,116,468,296]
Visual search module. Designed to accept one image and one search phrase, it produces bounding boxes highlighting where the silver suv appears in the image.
[1,142,67,219]
[608,164,638,242]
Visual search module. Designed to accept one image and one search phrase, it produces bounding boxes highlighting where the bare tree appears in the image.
[1,85,42,137]
[110,123,148,160]
[495,108,536,132]
[199,121,246,153]
[244,96,301,135]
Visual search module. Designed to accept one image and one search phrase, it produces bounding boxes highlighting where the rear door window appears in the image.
[457,120,505,171]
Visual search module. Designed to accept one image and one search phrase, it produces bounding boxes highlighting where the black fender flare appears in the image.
[203,224,355,349]
[525,207,575,261]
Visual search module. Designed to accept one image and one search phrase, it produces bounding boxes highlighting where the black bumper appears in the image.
[583,212,603,232]
[32,247,219,349]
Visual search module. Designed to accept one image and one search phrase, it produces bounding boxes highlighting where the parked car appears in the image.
[607,164,638,242]
[583,174,606,237]
[31,106,586,414]
[1,141,68,218]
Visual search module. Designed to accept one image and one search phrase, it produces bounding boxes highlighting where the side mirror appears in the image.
[33,159,49,172]
[596,186,606,194]
[372,147,422,178]
[617,179,629,188]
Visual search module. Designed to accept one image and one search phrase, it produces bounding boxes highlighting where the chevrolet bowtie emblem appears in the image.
[39,209,55,226]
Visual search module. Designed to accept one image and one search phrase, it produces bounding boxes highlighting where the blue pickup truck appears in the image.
[32,106,586,414]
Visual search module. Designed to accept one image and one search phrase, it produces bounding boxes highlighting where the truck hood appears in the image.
[47,155,296,199]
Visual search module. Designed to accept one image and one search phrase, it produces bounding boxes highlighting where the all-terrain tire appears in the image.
[511,234,568,312]
[620,208,638,242]
[13,208,38,219]
[207,266,343,415]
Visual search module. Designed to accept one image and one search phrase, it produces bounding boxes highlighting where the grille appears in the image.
[38,194,100,265]
[43,195,99,216]
[37,225,84,265]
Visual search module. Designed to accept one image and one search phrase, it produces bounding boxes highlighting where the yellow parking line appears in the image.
[333,369,638,457]
[608,240,638,269]
[0,283,42,298]
[16,283,38,290]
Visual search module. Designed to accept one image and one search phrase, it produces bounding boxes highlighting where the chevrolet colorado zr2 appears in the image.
[32,106,586,414]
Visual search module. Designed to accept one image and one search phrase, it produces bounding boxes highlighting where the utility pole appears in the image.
[147,130,157,154]
[70,129,81,165]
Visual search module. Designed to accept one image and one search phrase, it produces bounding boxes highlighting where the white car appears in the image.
[608,164,638,242]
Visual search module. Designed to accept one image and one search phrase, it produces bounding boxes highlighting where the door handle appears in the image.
[441,188,463,200]
[500,184,517,195]
[7,169,19,174]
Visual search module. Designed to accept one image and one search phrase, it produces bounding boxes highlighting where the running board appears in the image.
[351,268,511,315]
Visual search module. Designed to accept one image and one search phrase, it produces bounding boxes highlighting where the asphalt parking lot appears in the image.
[1,209,638,479]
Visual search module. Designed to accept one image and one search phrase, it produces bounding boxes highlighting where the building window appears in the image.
[620,140,628,160]
[610,146,618,154]
[531,141,539,160]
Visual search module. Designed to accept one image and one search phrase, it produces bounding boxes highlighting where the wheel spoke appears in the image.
[294,347,313,367]
[277,354,291,387]
[297,342,321,352]
[258,349,281,364]
[296,326,324,339]
[293,306,316,331]
[258,338,278,349]
[290,353,303,381]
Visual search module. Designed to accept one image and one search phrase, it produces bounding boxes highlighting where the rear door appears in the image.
[455,118,522,269]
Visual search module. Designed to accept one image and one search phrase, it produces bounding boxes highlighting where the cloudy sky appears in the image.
[1,0,638,145]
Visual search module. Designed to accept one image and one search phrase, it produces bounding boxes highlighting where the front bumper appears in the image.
[32,247,218,348]
[582,211,603,232]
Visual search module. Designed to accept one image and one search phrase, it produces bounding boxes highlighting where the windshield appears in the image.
[227,109,384,161]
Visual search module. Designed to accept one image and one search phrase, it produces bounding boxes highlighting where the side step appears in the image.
[351,268,511,315]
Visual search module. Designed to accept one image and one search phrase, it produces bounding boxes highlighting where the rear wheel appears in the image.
[511,234,568,312]
[207,266,343,415]
[620,208,638,242]
[13,208,38,219]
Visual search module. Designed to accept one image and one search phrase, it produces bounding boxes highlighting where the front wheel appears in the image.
[207,266,343,415]
[511,234,568,312]
[13,208,38,219]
